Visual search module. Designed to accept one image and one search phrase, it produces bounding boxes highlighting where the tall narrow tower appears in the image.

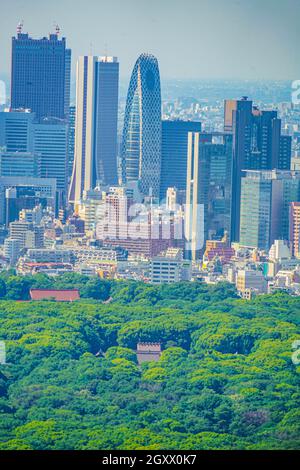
[69,56,119,205]
[121,53,161,198]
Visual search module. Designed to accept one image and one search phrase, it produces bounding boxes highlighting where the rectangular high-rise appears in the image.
[69,56,119,205]
[68,105,76,177]
[185,133,207,261]
[289,202,300,258]
[11,28,71,121]
[185,132,233,259]
[240,170,300,251]
[0,110,67,202]
[160,120,201,199]
[0,151,41,177]
[0,176,56,226]
[33,122,68,199]
[226,97,292,242]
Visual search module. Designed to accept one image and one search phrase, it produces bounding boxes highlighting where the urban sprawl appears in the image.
[1,24,300,299]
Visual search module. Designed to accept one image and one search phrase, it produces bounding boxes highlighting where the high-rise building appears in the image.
[239,170,300,251]
[160,120,201,199]
[224,99,237,134]
[200,133,233,240]
[0,110,67,202]
[289,202,300,258]
[0,176,56,226]
[225,97,292,242]
[69,56,119,204]
[279,135,292,170]
[185,131,233,259]
[95,57,119,186]
[185,133,206,261]
[68,105,76,178]
[33,121,68,199]
[0,151,41,177]
[11,25,71,121]
[0,109,35,151]
[121,53,161,197]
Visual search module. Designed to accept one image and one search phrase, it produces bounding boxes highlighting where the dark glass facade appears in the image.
[122,53,161,197]
[11,33,71,121]
[160,120,201,200]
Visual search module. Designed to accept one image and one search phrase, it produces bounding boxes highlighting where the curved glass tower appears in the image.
[121,53,161,197]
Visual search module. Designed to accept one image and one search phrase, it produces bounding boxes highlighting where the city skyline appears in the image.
[0,0,300,81]
[0,1,299,458]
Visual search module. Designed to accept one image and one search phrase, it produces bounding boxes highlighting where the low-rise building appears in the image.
[136,342,162,364]
[236,269,267,296]
[30,289,80,301]
[150,248,191,284]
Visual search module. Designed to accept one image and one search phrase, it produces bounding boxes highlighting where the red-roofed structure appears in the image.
[29,289,80,302]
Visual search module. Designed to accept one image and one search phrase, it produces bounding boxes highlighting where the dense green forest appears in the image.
[0,274,299,450]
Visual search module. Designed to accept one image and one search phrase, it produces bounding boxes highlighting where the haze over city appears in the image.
[1,0,300,80]
[0,0,299,460]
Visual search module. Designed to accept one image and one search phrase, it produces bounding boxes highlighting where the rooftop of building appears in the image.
[29,288,80,302]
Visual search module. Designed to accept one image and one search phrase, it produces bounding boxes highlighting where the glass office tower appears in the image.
[69,56,119,205]
[122,53,161,198]
[11,28,71,121]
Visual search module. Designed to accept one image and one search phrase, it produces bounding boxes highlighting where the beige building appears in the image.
[236,269,267,296]
[290,202,300,258]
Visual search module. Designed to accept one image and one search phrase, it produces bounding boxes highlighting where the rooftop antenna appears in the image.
[104,42,108,61]
[17,20,24,35]
[53,21,60,36]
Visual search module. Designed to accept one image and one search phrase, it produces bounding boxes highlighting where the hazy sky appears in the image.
[1,0,300,80]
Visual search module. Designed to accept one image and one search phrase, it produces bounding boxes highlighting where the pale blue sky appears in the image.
[1,0,299,80]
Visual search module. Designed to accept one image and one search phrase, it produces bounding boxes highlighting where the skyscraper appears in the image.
[239,170,300,251]
[185,131,233,259]
[69,56,119,205]
[68,106,76,178]
[289,202,300,258]
[185,132,206,261]
[0,151,41,178]
[0,110,67,202]
[0,109,35,151]
[226,97,291,242]
[0,176,57,226]
[279,135,292,170]
[160,120,201,200]
[33,121,68,198]
[121,53,161,198]
[95,57,119,186]
[200,133,233,240]
[11,25,71,121]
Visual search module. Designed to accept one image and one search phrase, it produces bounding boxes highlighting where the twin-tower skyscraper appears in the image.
[69,53,162,205]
